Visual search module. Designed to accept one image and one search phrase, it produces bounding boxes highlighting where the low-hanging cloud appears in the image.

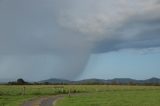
[0,0,160,80]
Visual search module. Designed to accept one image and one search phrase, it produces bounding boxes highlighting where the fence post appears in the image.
[23,86,26,95]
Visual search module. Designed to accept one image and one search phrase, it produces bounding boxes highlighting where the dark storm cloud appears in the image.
[0,0,160,80]
[94,10,160,53]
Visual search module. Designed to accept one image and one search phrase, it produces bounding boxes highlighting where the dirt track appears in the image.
[22,95,64,106]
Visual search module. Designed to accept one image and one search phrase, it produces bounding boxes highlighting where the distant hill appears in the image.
[143,77,160,84]
[73,78,106,85]
[2,77,160,85]
[39,77,160,85]
[39,78,71,84]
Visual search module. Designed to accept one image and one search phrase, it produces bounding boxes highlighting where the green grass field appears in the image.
[56,90,160,106]
[0,85,160,106]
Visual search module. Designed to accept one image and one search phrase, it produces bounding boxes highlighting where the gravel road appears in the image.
[22,95,64,106]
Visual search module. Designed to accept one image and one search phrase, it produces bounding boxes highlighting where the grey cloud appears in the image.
[0,0,160,80]
[94,8,160,53]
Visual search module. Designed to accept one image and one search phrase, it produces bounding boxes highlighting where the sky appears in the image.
[0,0,160,81]
[79,49,160,80]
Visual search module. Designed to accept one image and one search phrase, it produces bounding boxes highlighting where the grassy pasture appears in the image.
[0,85,160,106]
[56,90,160,106]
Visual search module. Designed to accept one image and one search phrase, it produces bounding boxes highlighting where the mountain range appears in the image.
[39,77,160,85]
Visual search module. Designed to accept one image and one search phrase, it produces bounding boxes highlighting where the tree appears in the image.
[17,78,26,85]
